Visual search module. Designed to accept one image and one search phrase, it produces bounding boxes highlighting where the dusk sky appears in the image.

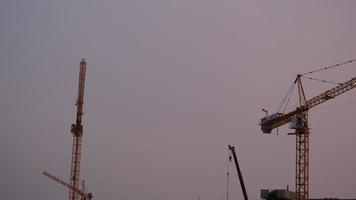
[1,1,356,200]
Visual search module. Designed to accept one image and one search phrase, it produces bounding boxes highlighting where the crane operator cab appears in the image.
[289,115,306,129]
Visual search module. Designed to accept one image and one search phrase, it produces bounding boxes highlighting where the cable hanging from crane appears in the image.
[299,58,356,89]
[276,81,296,114]
[275,58,356,117]
[301,58,356,76]
[301,76,341,85]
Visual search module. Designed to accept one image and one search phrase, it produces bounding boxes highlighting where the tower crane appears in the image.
[69,58,87,200]
[43,171,93,200]
[228,145,248,200]
[260,60,356,200]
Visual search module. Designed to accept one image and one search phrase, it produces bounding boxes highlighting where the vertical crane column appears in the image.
[295,128,309,200]
[69,58,87,200]
[295,75,309,200]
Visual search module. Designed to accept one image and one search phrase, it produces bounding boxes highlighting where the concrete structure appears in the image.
[261,189,296,200]
[261,189,356,200]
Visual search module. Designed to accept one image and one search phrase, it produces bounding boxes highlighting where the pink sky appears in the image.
[1,1,356,199]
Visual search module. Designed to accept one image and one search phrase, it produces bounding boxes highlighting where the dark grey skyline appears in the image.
[1,1,356,199]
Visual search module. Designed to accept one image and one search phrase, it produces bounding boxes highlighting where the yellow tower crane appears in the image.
[69,58,87,200]
[260,59,356,200]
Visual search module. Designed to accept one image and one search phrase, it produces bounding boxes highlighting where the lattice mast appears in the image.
[69,58,87,200]
[295,75,309,200]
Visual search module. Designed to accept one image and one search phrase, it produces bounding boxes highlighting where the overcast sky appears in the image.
[1,1,356,200]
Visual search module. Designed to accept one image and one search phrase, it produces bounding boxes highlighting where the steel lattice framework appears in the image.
[69,59,87,200]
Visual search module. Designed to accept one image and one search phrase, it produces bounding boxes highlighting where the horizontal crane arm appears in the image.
[43,171,85,196]
[260,109,304,133]
[306,77,356,108]
[260,77,356,133]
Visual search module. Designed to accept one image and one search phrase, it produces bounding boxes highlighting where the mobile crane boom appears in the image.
[228,145,248,200]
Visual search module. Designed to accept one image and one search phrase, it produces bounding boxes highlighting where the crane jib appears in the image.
[260,77,356,134]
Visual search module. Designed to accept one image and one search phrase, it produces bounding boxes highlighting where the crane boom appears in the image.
[260,76,356,133]
[228,145,248,200]
[305,77,356,108]
[43,171,85,196]
[42,171,93,200]
[69,58,87,200]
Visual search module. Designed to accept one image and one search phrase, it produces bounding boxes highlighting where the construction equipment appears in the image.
[260,60,356,200]
[43,171,93,200]
[69,58,87,200]
[228,145,248,200]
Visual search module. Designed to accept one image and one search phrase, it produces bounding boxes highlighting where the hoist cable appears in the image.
[276,81,297,113]
[282,83,296,114]
[301,59,356,76]
[301,76,341,85]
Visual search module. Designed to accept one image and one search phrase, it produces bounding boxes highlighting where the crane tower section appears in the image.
[69,58,87,200]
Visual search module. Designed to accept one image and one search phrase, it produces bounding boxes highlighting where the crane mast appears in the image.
[69,58,87,200]
[260,75,356,200]
[228,145,248,200]
[295,76,309,200]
